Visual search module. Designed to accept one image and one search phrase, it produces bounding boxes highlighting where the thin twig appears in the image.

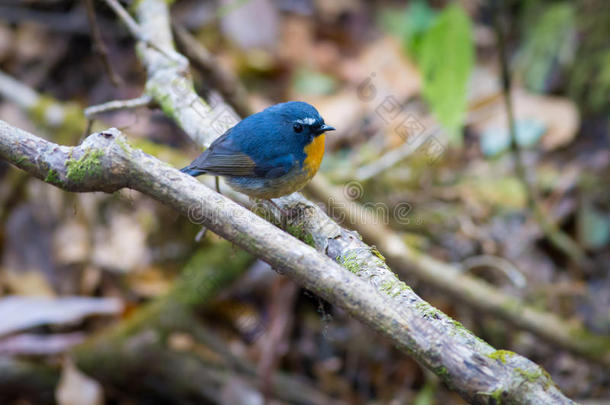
[102,0,145,43]
[491,0,591,271]
[172,24,253,117]
[84,94,153,118]
[461,255,526,289]
[84,0,122,86]
[102,0,185,65]
[355,126,442,181]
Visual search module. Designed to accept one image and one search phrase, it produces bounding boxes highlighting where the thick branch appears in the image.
[0,123,125,192]
[307,176,610,367]
[126,0,610,369]
[0,120,573,404]
[101,0,592,401]
[0,0,584,401]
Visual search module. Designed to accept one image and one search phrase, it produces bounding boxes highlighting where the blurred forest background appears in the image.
[0,0,609,404]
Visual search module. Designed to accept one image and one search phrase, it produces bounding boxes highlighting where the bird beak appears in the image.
[316,124,335,135]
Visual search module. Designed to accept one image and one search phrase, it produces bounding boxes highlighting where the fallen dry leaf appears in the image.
[468,67,580,151]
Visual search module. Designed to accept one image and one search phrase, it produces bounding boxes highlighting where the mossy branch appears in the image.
[306,176,610,367]
[0,119,575,403]
[129,0,610,369]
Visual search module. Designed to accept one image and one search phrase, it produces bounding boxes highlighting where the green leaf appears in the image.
[418,3,474,145]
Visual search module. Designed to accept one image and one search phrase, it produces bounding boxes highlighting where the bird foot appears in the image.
[265,199,304,229]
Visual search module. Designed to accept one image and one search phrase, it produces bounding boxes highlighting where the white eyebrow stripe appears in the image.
[295,117,317,125]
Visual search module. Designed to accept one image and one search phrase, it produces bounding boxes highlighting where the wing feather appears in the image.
[196,151,258,176]
[182,128,295,179]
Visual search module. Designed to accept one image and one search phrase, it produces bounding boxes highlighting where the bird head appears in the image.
[266,101,335,142]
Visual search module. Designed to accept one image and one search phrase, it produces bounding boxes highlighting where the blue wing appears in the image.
[180,128,294,178]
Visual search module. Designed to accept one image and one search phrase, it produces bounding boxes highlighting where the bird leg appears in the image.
[194,177,219,242]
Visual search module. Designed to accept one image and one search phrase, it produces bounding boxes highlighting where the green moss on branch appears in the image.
[65,150,104,183]
[44,169,62,186]
[487,350,516,364]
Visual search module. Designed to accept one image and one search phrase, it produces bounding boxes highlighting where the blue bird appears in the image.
[180,101,335,199]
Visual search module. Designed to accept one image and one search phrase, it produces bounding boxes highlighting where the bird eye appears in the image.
[293,123,303,133]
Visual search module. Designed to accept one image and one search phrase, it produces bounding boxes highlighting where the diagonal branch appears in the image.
[306,176,610,367]
[0,120,574,404]
[122,0,610,368]
[0,0,587,401]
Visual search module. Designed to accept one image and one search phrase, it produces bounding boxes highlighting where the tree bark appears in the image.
[0,120,574,404]
[126,0,610,369]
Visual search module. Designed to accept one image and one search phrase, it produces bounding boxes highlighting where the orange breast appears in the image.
[303,134,325,177]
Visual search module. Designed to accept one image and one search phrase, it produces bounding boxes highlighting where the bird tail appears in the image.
[180,166,206,177]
